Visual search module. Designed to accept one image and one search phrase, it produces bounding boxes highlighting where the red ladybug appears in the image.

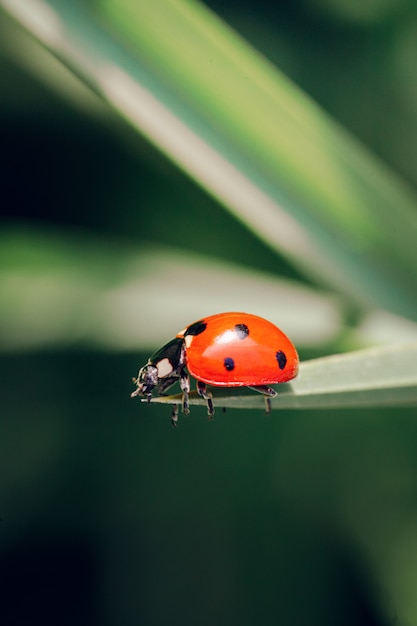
[131,312,299,426]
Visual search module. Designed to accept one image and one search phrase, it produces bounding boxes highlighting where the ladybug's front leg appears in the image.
[179,369,190,415]
[197,381,214,419]
[171,404,179,428]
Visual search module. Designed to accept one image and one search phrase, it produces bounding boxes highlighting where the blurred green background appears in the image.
[2,1,417,624]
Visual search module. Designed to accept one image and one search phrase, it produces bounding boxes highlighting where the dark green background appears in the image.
[2,1,417,624]
[4,352,410,625]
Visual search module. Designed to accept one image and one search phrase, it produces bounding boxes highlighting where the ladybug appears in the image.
[131,312,299,426]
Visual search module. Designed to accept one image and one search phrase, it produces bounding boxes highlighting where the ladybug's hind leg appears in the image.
[247,385,277,413]
[197,381,214,419]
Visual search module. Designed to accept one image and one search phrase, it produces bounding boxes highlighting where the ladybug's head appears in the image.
[131,337,185,404]
[131,363,159,400]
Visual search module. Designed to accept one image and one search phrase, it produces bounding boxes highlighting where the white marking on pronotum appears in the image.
[156,358,174,378]
[184,335,194,349]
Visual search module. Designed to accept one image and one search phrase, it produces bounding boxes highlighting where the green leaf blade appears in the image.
[143,343,417,410]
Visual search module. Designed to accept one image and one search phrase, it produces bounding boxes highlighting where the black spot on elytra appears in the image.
[224,357,235,371]
[185,320,207,336]
[276,350,287,370]
[234,323,249,339]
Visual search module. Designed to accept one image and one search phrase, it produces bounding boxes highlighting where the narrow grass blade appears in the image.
[144,343,417,410]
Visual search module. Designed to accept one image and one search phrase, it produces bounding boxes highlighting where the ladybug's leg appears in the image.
[158,376,179,395]
[179,369,190,415]
[171,404,179,428]
[197,381,214,418]
[247,385,277,413]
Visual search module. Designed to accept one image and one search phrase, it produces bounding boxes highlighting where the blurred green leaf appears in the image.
[145,343,417,411]
[0,228,342,351]
[1,0,417,320]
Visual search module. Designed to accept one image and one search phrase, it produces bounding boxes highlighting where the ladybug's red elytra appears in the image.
[131,312,299,426]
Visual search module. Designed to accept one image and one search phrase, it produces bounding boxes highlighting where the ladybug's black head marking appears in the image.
[185,320,207,336]
[234,323,249,339]
[224,357,235,371]
[276,350,287,370]
[134,363,159,395]
[132,337,185,400]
